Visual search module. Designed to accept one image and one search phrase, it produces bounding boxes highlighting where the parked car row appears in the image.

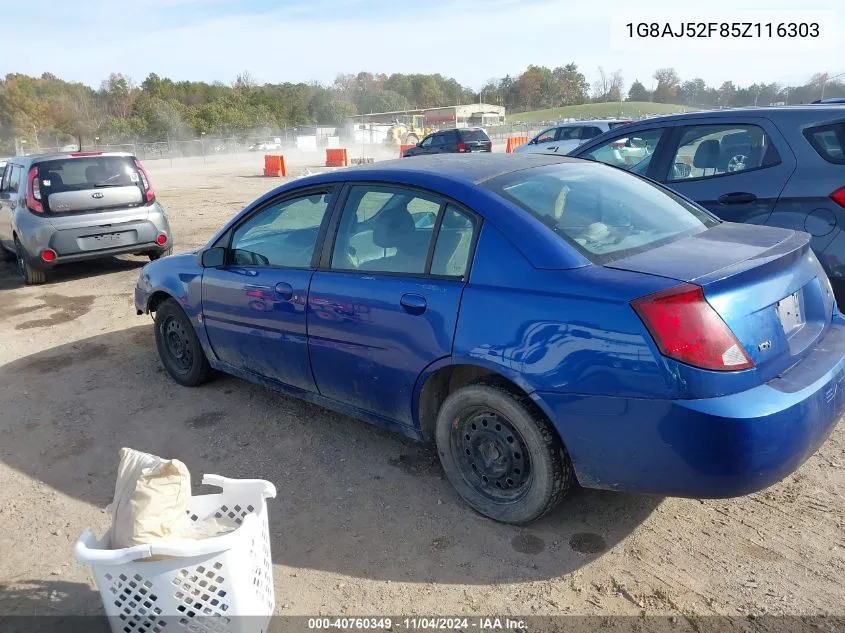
[5,110,844,524]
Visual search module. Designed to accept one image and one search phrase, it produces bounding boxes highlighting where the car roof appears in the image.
[326,153,581,184]
[556,119,627,126]
[16,151,134,164]
[610,105,845,127]
[222,153,593,272]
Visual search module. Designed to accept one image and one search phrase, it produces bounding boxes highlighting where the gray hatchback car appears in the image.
[0,151,171,284]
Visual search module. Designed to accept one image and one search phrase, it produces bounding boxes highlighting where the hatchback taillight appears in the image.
[456,143,467,153]
[26,167,43,213]
[830,186,845,208]
[133,158,155,203]
[631,284,754,371]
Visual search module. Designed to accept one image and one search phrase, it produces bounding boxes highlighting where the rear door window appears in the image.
[666,124,781,182]
[558,126,582,141]
[804,122,845,164]
[580,127,603,140]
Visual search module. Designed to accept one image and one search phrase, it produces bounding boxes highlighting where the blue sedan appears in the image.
[135,154,845,524]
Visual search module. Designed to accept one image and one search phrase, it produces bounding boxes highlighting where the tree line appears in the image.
[0,66,842,152]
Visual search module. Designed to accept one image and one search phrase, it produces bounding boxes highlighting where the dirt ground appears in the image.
[0,149,843,624]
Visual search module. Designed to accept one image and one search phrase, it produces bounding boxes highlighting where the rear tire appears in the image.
[14,237,47,285]
[154,298,214,387]
[148,247,173,261]
[435,381,574,524]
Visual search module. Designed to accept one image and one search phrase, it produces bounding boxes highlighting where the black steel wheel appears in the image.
[435,381,573,524]
[452,407,532,503]
[153,298,214,386]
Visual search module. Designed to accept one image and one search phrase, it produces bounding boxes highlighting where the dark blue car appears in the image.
[569,106,845,307]
[135,154,845,524]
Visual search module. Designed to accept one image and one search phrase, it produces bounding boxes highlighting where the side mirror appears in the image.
[200,246,226,268]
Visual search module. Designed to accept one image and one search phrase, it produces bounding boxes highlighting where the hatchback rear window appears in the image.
[460,129,490,142]
[804,122,845,164]
[484,162,718,264]
[37,156,140,192]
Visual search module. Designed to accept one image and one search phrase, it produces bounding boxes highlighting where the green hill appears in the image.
[511,102,702,122]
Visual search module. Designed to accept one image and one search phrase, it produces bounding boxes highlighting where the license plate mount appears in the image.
[776,290,804,334]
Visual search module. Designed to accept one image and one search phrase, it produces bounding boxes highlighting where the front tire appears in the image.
[14,237,46,285]
[435,382,574,524]
[154,298,214,386]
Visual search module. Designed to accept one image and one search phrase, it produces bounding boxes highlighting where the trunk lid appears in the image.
[37,155,145,214]
[608,222,836,381]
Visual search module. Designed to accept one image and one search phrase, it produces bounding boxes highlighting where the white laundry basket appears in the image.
[75,475,277,633]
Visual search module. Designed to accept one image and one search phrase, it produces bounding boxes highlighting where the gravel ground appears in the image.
[0,149,843,627]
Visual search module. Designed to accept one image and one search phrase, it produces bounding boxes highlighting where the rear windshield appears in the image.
[37,156,140,193]
[484,162,718,264]
[804,122,845,164]
[460,129,490,142]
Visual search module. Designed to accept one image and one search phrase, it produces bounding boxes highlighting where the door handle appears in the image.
[547,146,558,152]
[274,282,293,300]
[400,293,427,314]
[718,192,757,205]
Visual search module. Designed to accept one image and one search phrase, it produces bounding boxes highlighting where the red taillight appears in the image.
[830,186,845,208]
[26,167,43,213]
[456,143,467,153]
[631,284,754,371]
[133,159,155,202]
[155,234,168,246]
[41,249,57,262]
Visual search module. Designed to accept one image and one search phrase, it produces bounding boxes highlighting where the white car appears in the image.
[514,120,632,155]
[249,138,282,152]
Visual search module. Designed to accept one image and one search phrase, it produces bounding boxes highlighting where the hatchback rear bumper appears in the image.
[21,217,170,269]
[536,315,845,498]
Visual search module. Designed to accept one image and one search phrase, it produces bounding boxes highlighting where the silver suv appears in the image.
[0,152,171,284]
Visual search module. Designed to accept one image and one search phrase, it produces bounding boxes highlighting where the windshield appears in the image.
[484,162,718,263]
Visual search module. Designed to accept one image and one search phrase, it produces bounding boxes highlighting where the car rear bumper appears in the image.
[24,218,171,269]
[536,315,845,498]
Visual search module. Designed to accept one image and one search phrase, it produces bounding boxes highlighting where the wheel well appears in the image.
[147,290,173,314]
[418,364,548,442]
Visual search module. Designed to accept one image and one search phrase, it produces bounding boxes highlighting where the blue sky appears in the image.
[2,0,842,90]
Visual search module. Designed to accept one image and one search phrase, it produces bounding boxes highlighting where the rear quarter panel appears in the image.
[769,111,845,278]
[454,222,677,399]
